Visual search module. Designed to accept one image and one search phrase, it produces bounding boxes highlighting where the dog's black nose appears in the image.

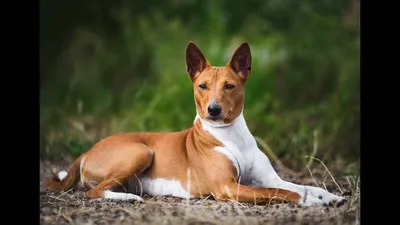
[208,103,222,117]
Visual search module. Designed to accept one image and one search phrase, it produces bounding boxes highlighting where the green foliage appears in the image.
[40,0,359,170]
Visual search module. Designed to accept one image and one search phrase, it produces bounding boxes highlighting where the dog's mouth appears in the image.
[207,115,222,121]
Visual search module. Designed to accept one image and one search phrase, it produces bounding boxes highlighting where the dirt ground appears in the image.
[40,159,359,225]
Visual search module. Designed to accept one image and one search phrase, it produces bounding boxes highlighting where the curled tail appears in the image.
[43,154,85,191]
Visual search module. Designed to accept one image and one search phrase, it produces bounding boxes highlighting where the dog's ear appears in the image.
[227,42,252,80]
[186,41,209,80]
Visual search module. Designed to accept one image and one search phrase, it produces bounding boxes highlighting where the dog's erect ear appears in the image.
[186,41,209,79]
[227,42,252,80]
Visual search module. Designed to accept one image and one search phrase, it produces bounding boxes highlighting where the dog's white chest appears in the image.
[198,114,257,181]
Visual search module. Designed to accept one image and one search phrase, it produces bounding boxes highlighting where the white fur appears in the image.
[80,156,86,186]
[197,113,345,206]
[103,190,144,202]
[57,171,68,181]
[139,176,195,198]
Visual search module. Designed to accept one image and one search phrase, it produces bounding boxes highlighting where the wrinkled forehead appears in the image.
[194,66,242,85]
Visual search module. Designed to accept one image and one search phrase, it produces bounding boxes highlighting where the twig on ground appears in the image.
[49,195,67,202]
[305,156,344,194]
[306,166,320,188]
[306,130,319,168]
[58,188,73,197]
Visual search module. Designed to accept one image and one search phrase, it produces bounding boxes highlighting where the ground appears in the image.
[40,159,359,225]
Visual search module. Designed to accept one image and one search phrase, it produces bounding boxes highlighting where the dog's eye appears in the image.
[199,84,207,90]
[224,84,235,90]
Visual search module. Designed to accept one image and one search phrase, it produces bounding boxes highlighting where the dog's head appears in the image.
[185,41,252,126]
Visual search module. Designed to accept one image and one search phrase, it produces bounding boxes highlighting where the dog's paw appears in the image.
[126,193,144,202]
[297,186,345,207]
[103,190,144,202]
[297,189,324,206]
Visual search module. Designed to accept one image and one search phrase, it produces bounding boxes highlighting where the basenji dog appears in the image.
[44,41,345,206]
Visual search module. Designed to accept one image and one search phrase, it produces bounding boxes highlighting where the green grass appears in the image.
[40,0,359,173]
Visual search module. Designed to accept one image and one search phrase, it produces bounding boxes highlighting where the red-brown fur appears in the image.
[44,42,301,205]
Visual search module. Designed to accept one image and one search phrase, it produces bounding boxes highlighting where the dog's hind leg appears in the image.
[83,143,154,202]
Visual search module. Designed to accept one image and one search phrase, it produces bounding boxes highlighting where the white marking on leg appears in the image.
[103,190,144,202]
[297,185,345,206]
[57,171,68,181]
[80,156,86,186]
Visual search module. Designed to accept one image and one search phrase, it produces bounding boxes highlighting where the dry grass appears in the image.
[40,159,360,225]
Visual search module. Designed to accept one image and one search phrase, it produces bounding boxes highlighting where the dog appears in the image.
[44,41,345,206]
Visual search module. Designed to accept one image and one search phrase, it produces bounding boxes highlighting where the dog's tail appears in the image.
[43,154,85,191]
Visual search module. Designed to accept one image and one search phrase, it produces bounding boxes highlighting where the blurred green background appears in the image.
[40,0,359,172]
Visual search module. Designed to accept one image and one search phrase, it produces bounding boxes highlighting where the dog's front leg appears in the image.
[211,182,301,205]
[248,148,345,206]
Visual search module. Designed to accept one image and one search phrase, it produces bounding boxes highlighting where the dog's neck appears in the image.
[194,110,257,151]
